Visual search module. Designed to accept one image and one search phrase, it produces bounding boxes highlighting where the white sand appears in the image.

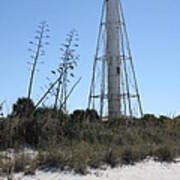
[7,159,180,180]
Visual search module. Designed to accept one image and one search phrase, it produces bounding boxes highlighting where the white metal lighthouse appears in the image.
[106,0,121,119]
[88,0,143,120]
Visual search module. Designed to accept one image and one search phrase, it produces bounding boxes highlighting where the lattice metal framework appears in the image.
[88,0,143,120]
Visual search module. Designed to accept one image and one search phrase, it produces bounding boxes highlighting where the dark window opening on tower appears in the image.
[117,67,120,74]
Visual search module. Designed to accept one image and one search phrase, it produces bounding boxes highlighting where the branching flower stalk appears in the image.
[35,73,63,109]
[34,30,79,109]
[35,61,81,109]
[54,30,79,111]
[27,22,50,100]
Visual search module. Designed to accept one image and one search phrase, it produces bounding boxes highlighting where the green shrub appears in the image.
[153,146,174,162]
[120,146,148,165]
[37,146,72,170]
[0,108,180,174]
[104,149,118,167]
[120,148,136,165]
[11,97,35,118]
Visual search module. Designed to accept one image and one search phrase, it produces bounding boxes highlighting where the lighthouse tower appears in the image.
[88,0,143,120]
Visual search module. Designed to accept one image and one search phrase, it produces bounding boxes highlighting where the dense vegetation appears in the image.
[0,98,180,176]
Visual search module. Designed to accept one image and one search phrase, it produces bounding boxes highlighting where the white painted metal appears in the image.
[106,0,121,120]
[88,0,144,120]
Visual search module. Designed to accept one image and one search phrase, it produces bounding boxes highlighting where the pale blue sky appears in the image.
[0,0,180,116]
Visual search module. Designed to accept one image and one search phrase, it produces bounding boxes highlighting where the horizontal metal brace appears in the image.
[90,95,100,98]
[95,56,107,61]
[91,94,138,99]
[100,22,106,26]
[90,94,108,99]
[120,55,130,61]
[95,57,102,61]
[120,93,138,98]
